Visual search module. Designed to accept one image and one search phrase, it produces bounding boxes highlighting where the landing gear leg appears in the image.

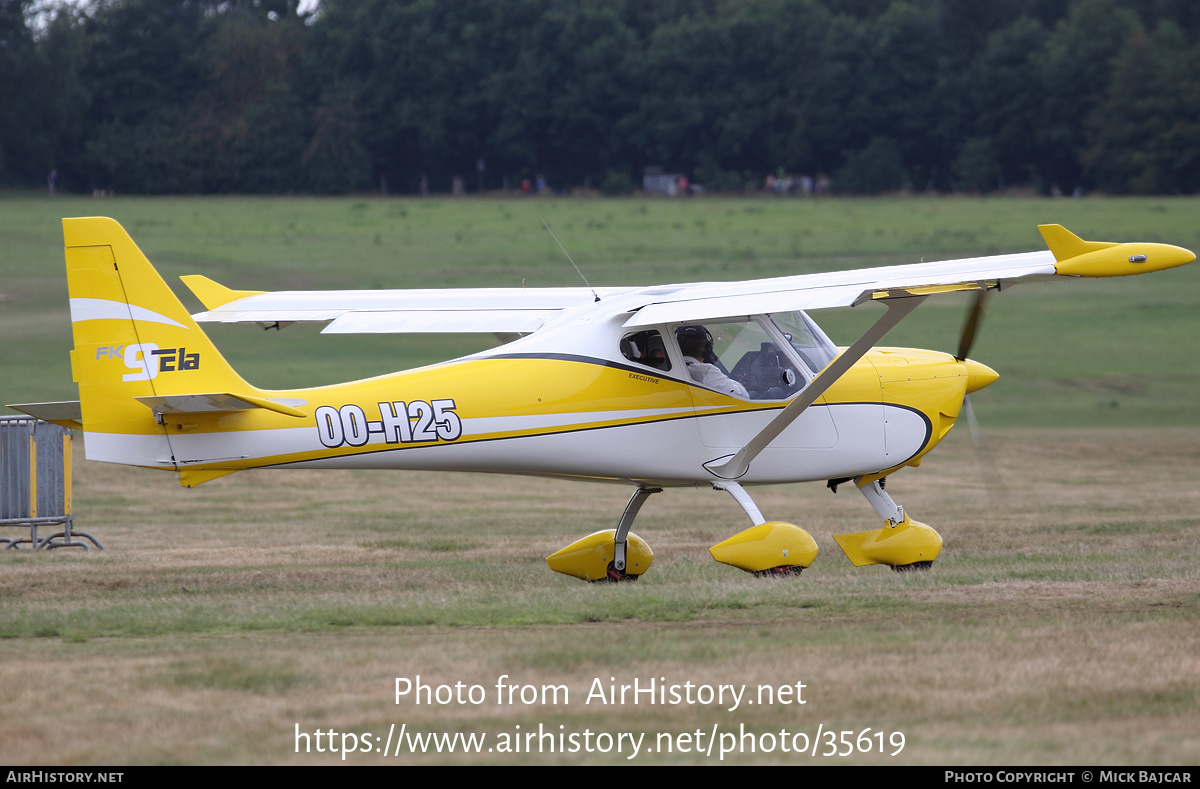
[832,478,942,569]
[858,478,905,524]
[712,481,765,526]
[708,482,817,576]
[608,487,662,581]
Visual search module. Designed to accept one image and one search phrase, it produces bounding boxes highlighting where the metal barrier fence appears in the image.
[0,415,102,550]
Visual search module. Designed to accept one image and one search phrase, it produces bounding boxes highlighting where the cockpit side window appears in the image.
[674,320,804,400]
[620,330,672,371]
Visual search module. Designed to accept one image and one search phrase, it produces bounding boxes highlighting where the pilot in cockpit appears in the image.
[675,325,748,399]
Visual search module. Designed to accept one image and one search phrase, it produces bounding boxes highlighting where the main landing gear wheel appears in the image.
[751,565,804,578]
[891,560,934,572]
[546,488,661,582]
[599,562,641,583]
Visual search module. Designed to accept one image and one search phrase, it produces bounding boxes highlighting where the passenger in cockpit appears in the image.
[676,325,748,399]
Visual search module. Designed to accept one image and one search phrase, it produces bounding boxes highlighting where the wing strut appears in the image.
[704,295,928,480]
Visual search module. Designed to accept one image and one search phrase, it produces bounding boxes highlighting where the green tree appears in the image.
[0,0,48,186]
[810,3,948,189]
[835,135,906,193]
[963,16,1047,189]
[1083,22,1200,193]
[191,7,310,192]
[34,7,92,192]
[77,0,209,191]
[1036,0,1141,190]
[628,0,830,178]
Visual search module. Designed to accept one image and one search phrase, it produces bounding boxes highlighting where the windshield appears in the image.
[769,311,838,374]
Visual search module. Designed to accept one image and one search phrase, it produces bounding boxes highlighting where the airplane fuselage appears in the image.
[84,306,984,490]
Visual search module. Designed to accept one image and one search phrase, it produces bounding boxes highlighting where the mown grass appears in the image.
[0,428,1197,764]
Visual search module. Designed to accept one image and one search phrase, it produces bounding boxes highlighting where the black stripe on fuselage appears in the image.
[260,400,934,475]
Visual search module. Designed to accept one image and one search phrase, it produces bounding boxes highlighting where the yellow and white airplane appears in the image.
[11,217,1194,581]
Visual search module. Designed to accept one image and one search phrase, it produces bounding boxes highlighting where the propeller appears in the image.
[954,288,1006,503]
[955,288,988,363]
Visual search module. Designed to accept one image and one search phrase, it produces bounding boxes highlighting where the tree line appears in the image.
[2,0,1198,195]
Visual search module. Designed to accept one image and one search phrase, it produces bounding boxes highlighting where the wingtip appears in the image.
[180,274,265,310]
[1040,224,1196,277]
[1037,224,1117,262]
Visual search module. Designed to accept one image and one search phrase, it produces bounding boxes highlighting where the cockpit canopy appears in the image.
[620,312,837,400]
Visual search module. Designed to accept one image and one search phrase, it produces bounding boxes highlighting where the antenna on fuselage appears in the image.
[542,218,600,301]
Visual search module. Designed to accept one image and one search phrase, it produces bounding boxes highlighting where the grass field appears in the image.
[0,194,1197,764]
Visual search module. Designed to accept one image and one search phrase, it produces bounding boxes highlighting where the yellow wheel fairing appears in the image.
[546,529,654,581]
[832,514,943,568]
[709,522,818,573]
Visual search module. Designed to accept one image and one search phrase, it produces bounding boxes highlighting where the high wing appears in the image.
[185,274,634,334]
[185,225,1194,333]
[627,222,1193,324]
[623,249,1053,327]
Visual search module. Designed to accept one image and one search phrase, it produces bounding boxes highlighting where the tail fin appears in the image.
[64,217,255,469]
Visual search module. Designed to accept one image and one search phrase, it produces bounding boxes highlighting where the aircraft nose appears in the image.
[962,359,999,393]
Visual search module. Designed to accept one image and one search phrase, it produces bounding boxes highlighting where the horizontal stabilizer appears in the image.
[134,393,307,419]
[6,401,83,429]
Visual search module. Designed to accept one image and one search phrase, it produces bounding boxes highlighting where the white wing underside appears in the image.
[189,250,1060,333]
[623,250,1058,326]
[192,287,627,333]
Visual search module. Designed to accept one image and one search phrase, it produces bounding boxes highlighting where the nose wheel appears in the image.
[832,480,943,568]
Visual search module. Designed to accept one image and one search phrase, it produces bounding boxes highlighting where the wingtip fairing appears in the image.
[1039,224,1195,277]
